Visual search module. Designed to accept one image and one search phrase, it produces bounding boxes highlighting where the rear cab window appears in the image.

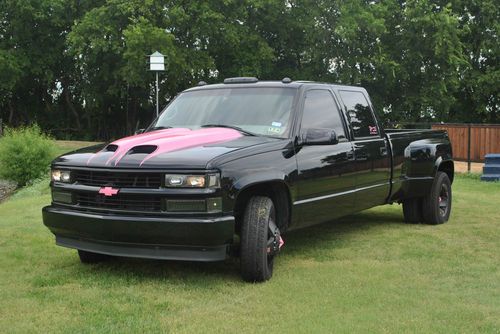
[339,90,379,139]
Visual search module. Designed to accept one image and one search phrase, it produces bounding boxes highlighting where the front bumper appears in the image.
[42,206,235,261]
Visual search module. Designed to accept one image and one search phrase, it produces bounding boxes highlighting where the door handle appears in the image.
[347,151,355,160]
[380,147,388,156]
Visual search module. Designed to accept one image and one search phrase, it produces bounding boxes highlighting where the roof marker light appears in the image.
[223,77,258,84]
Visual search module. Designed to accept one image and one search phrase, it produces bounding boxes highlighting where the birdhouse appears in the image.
[149,51,165,71]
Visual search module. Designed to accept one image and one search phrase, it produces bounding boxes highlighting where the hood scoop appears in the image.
[127,145,157,155]
[104,144,118,152]
[86,127,243,167]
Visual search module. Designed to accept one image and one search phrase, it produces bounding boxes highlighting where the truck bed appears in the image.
[384,128,452,203]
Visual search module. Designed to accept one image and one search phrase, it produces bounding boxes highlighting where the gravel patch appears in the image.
[0,179,17,202]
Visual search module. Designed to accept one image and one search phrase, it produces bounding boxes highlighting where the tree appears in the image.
[449,0,499,122]
[0,0,100,131]
[0,0,498,140]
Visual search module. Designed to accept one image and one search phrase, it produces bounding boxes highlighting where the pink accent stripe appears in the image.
[105,128,191,166]
[87,128,243,166]
[86,128,190,166]
[138,128,242,166]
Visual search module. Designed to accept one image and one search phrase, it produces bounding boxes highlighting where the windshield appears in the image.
[151,87,297,138]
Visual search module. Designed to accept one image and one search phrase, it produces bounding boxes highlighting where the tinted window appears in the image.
[301,90,346,139]
[339,91,378,138]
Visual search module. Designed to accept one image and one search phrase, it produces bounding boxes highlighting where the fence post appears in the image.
[467,123,471,172]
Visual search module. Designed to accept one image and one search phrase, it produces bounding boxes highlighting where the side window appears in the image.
[339,90,378,138]
[301,90,346,140]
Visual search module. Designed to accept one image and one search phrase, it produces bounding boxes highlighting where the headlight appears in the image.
[164,173,220,188]
[51,169,71,183]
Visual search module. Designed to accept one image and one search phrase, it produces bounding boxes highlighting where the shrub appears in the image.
[0,125,55,186]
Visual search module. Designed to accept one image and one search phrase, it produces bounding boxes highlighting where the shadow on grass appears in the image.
[283,209,404,256]
[60,208,404,285]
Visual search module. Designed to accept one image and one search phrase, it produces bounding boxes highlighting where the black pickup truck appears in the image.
[43,77,453,282]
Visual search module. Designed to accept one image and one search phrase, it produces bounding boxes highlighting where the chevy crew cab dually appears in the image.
[43,77,454,282]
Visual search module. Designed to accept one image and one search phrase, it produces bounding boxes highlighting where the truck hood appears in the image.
[53,127,281,169]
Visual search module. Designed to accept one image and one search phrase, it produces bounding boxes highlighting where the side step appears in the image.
[482,154,500,182]
[483,164,500,174]
[484,153,500,165]
[480,174,500,182]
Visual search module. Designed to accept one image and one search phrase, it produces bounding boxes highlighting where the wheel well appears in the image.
[438,160,454,184]
[233,181,291,234]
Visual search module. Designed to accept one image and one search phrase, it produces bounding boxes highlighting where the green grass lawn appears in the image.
[0,160,499,332]
[52,140,102,158]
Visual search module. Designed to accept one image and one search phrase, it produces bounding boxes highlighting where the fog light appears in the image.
[166,200,206,212]
[52,190,73,204]
[206,197,222,213]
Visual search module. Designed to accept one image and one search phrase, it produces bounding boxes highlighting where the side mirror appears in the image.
[302,128,338,145]
[134,128,145,135]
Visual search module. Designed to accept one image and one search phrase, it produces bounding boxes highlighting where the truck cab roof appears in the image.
[183,77,367,93]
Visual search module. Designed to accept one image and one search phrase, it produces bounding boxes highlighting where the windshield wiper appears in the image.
[148,126,172,132]
[200,124,257,136]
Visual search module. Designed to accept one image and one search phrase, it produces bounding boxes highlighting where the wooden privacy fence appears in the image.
[431,123,500,163]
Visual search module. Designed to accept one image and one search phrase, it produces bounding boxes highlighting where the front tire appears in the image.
[240,196,280,282]
[422,171,452,225]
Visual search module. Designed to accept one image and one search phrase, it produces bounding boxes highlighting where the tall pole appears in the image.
[156,71,159,117]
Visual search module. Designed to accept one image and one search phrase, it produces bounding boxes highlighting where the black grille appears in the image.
[76,193,162,212]
[73,170,162,188]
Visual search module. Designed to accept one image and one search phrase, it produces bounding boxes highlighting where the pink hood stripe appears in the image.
[86,128,191,166]
[87,128,243,167]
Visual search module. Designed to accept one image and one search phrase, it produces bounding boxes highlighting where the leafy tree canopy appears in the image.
[0,0,498,140]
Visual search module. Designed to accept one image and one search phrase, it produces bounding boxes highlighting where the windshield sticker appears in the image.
[271,121,282,127]
[268,127,282,134]
[369,125,378,135]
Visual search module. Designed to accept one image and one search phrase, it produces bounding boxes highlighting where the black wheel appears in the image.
[240,196,282,282]
[78,249,109,264]
[402,198,423,224]
[422,171,452,225]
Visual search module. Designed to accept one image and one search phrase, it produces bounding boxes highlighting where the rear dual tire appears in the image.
[402,171,452,225]
[422,172,452,224]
